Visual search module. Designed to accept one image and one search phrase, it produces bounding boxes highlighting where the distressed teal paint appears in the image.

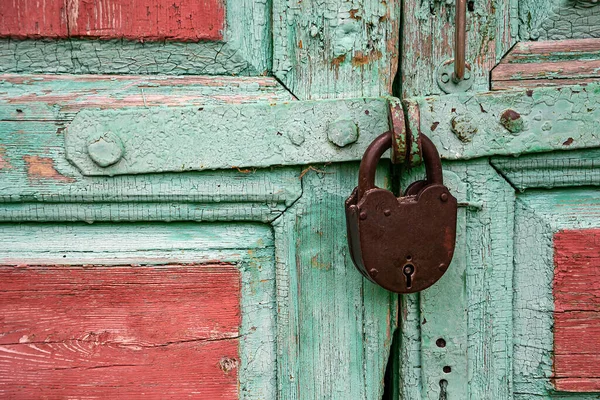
[0,0,271,76]
[519,0,600,41]
[272,162,397,399]
[408,84,600,160]
[0,222,277,399]
[492,149,600,191]
[514,190,600,399]
[272,0,400,99]
[400,0,517,98]
[63,99,390,175]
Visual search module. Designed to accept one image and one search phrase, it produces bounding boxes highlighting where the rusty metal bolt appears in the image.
[359,211,367,220]
[500,109,524,134]
[450,114,478,143]
[87,132,124,168]
[384,209,392,216]
[440,193,448,202]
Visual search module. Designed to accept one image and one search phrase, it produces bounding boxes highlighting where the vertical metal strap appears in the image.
[453,0,467,82]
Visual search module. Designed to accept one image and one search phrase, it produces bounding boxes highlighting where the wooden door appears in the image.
[0,0,599,400]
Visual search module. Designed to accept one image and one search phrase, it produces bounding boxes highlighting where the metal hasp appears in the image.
[436,0,473,93]
[345,131,458,294]
[453,0,467,82]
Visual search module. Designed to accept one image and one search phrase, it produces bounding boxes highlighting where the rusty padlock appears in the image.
[345,131,457,293]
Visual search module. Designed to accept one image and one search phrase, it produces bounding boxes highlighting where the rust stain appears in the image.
[349,9,361,19]
[351,50,383,67]
[23,155,75,183]
[331,54,346,67]
[311,255,331,270]
[298,40,303,49]
[563,138,574,146]
[431,122,439,131]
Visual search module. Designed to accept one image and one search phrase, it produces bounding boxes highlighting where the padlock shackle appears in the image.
[357,131,443,200]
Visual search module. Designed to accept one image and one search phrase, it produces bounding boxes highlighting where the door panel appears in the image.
[514,190,600,398]
[0,222,277,398]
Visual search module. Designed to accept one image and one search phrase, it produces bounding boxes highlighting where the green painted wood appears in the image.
[514,190,600,399]
[398,160,516,400]
[406,83,600,160]
[491,149,600,191]
[519,0,600,41]
[272,0,400,100]
[273,163,397,399]
[0,0,271,76]
[400,0,517,97]
[0,222,277,399]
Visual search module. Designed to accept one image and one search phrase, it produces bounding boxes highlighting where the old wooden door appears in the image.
[0,0,599,399]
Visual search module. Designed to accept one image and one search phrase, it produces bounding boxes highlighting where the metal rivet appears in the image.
[369,268,379,277]
[359,211,367,220]
[441,72,450,84]
[87,132,124,168]
[500,109,524,134]
[384,209,391,216]
[327,118,359,147]
[440,193,448,202]
[439,263,447,271]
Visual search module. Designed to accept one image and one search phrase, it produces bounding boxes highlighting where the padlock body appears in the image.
[345,184,457,293]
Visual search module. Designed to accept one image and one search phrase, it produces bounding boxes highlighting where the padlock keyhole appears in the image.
[403,264,415,288]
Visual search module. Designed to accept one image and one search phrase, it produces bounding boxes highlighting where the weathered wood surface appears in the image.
[492,39,600,90]
[0,0,225,41]
[400,0,516,97]
[0,264,240,398]
[519,0,600,41]
[272,0,400,99]
[554,229,600,393]
[272,163,397,399]
[514,190,600,398]
[0,0,270,76]
[407,83,600,160]
[0,222,278,398]
[492,149,600,191]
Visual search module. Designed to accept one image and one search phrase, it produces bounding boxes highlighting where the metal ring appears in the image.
[357,132,443,200]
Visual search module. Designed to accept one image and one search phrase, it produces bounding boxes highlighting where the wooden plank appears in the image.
[400,0,516,97]
[491,149,600,191]
[491,39,600,90]
[272,0,400,99]
[272,163,397,399]
[554,229,600,392]
[0,74,293,121]
[0,264,240,398]
[0,0,225,41]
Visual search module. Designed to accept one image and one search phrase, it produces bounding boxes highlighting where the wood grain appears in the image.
[0,264,241,398]
[491,39,600,90]
[554,229,600,392]
[0,0,225,41]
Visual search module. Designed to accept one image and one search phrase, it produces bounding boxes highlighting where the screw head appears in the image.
[440,193,448,202]
[327,119,359,147]
[87,132,124,168]
[440,72,450,84]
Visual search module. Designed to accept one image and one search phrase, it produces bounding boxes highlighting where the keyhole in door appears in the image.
[403,264,415,288]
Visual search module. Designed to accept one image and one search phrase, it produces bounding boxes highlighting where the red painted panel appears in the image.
[554,229,600,392]
[0,264,240,398]
[0,0,225,41]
